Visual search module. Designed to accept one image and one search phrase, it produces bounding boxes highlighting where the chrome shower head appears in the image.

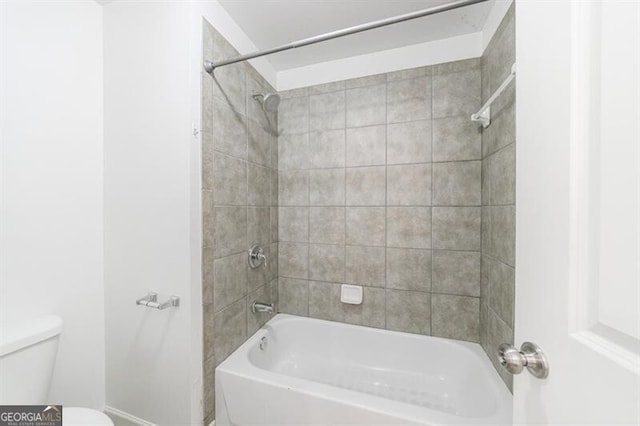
[252,92,280,113]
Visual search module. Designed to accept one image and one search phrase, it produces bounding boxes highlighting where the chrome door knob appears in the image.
[496,342,549,379]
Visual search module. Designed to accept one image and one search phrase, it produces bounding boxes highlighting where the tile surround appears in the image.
[278,57,483,342]
[345,166,386,206]
[278,277,309,316]
[279,207,308,242]
[432,250,481,297]
[432,161,482,206]
[345,245,386,288]
[386,290,431,334]
[213,252,248,312]
[387,120,432,164]
[309,244,345,283]
[279,170,309,206]
[386,247,432,292]
[386,207,432,249]
[431,294,480,341]
[346,207,386,246]
[310,91,346,131]
[479,4,516,391]
[346,84,386,127]
[386,164,432,206]
[432,68,481,119]
[309,207,345,245]
[386,76,432,123]
[279,242,308,279]
[310,168,345,205]
[213,299,247,364]
[346,125,386,167]
[201,19,279,421]
[203,7,517,416]
[432,116,482,162]
[309,129,345,168]
[432,206,482,251]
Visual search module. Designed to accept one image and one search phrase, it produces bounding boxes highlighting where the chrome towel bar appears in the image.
[136,292,180,310]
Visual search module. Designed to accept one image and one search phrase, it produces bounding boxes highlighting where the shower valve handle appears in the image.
[248,244,267,269]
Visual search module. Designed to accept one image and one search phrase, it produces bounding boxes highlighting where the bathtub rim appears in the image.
[216,313,513,425]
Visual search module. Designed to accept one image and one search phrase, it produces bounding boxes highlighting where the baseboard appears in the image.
[104,406,156,426]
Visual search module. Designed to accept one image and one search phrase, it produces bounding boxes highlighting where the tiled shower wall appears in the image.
[201,20,279,424]
[276,59,485,342]
[480,4,516,390]
[201,7,516,422]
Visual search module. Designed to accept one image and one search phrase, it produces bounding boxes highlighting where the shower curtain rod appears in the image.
[204,0,489,73]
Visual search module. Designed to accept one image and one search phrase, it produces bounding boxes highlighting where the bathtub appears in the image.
[215,314,512,425]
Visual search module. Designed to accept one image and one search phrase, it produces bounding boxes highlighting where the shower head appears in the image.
[252,92,280,113]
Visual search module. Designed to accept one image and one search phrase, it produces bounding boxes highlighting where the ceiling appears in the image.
[218,0,494,71]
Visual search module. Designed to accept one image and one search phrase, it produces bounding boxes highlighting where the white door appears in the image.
[515,0,640,424]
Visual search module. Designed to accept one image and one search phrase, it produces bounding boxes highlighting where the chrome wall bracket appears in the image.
[136,292,180,310]
[496,341,549,379]
[471,106,491,128]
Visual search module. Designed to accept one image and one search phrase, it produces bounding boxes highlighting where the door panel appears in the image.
[515,1,640,423]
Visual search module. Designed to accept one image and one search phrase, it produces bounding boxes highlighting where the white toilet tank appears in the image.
[0,315,63,404]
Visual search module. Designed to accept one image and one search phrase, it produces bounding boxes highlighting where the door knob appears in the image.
[496,341,549,379]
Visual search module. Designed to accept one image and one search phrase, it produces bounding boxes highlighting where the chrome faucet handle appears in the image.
[259,251,267,268]
[248,244,267,269]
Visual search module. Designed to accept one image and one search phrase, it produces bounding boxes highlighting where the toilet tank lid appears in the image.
[0,315,63,357]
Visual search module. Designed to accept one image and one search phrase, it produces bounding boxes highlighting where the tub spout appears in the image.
[252,302,275,314]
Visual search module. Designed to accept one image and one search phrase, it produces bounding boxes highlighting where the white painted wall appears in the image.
[194,1,277,89]
[0,0,105,409]
[103,1,199,424]
[193,0,513,92]
[277,32,483,90]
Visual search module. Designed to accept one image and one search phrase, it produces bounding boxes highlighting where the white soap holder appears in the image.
[340,284,363,305]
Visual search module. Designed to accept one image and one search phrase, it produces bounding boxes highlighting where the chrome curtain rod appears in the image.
[204,0,489,73]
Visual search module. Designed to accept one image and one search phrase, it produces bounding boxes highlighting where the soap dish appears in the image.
[340,284,363,305]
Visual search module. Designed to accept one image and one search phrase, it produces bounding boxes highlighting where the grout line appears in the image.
[343,111,348,293]
[276,203,482,208]
[244,70,250,315]
[383,75,388,330]
[306,91,311,316]
[429,69,434,336]
[280,111,472,135]
[484,139,516,161]
[278,158,484,173]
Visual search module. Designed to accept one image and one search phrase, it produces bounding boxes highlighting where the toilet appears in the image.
[0,315,113,426]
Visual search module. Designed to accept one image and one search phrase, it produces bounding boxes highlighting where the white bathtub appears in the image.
[215,314,512,425]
